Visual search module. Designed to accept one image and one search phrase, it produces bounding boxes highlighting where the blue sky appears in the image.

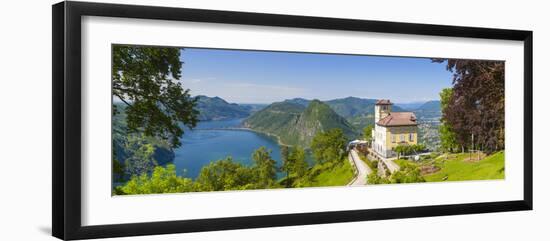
[179,48,453,104]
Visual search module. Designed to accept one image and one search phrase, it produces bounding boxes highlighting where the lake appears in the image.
[173,119,284,179]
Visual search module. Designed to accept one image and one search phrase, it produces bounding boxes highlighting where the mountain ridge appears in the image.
[195,95,252,121]
[244,99,358,147]
[412,100,441,120]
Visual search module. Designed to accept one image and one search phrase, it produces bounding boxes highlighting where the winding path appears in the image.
[347,149,373,186]
[367,147,400,173]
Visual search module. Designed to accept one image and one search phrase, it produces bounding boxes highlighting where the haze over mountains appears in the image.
[194,96,440,122]
[195,95,440,123]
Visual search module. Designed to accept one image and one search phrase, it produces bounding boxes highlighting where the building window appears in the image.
[400,134,404,142]
[409,133,414,141]
[391,134,396,143]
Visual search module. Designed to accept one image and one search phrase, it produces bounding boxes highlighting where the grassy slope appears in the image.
[423,151,505,182]
[307,161,354,187]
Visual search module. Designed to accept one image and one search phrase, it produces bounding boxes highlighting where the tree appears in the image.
[289,146,308,179]
[311,128,347,164]
[363,124,374,142]
[439,88,459,152]
[393,145,406,159]
[281,145,308,187]
[252,147,277,188]
[439,123,459,152]
[280,145,291,187]
[196,157,256,191]
[367,172,390,184]
[433,59,505,152]
[389,162,425,183]
[393,144,426,159]
[120,164,196,195]
[112,46,199,148]
[123,135,158,177]
[112,157,125,182]
[112,148,125,182]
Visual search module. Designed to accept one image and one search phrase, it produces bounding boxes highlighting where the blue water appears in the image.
[173,119,283,179]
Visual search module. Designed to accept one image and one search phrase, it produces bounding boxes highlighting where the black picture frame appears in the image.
[52,1,533,240]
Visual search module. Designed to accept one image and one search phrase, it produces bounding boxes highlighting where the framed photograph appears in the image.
[52,1,533,240]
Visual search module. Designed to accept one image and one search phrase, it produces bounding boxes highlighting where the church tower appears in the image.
[375,99,392,123]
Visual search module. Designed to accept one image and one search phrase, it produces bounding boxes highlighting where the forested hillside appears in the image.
[195,95,252,121]
[244,100,358,147]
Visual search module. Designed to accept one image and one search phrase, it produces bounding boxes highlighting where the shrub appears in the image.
[389,161,425,183]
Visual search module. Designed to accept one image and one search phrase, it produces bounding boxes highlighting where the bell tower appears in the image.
[375,99,392,123]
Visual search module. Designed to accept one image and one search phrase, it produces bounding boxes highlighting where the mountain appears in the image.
[324,97,405,129]
[239,103,268,113]
[244,100,358,147]
[394,101,426,110]
[321,97,375,129]
[325,97,377,118]
[243,101,305,137]
[415,100,441,112]
[294,100,358,144]
[280,97,414,129]
[195,95,252,121]
[283,98,311,107]
[413,100,441,120]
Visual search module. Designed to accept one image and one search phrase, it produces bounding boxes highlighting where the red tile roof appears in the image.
[376,99,392,105]
[377,112,417,126]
